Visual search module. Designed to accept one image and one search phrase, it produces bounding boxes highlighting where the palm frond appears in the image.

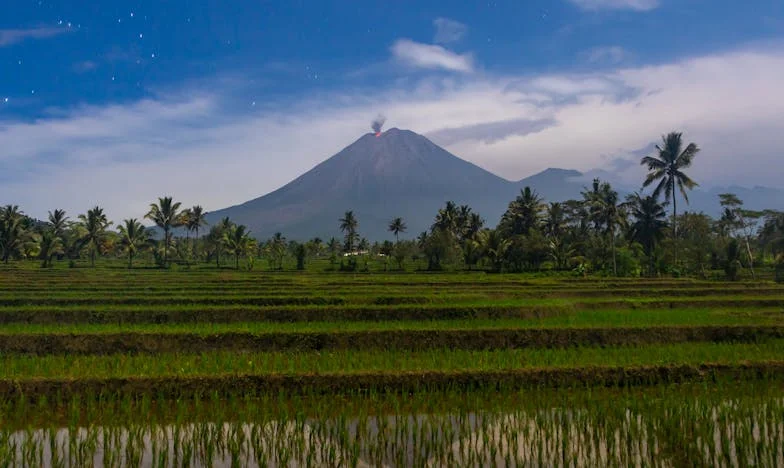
[649,176,666,199]
[676,143,700,168]
[642,168,665,187]
[640,156,666,170]
[677,178,691,204]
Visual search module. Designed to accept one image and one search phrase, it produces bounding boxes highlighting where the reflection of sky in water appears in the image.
[4,399,783,467]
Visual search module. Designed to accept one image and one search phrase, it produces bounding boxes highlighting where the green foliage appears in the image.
[0,205,29,263]
[117,218,150,269]
[422,229,460,271]
[294,242,308,270]
[498,187,543,238]
[614,245,643,277]
[725,239,742,281]
[775,254,784,283]
[222,223,255,270]
[36,229,64,268]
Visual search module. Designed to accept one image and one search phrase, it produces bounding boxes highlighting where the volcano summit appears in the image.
[206,128,519,240]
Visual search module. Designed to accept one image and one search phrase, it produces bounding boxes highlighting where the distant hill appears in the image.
[207,129,784,240]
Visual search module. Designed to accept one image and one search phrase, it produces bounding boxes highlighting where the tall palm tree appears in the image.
[223,224,252,269]
[388,217,407,244]
[600,184,625,276]
[182,205,207,264]
[145,196,183,268]
[339,211,359,252]
[641,132,700,240]
[48,209,69,238]
[625,193,668,276]
[78,206,111,267]
[583,180,624,275]
[118,218,150,269]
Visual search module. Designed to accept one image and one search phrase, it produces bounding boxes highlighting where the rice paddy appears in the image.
[1,266,783,465]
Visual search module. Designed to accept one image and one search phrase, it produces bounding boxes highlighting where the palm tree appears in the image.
[478,229,509,273]
[433,201,459,234]
[339,211,359,253]
[543,202,565,240]
[37,230,64,268]
[499,187,544,237]
[118,218,150,269]
[182,205,207,265]
[223,224,252,269]
[145,197,183,268]
[465,212,485,240]
[327,237,340,267]
[625,193,668,276]
[388,217,407,244]
[641,132,700,241]
[78,206,112,267]
[462,237,483,271]
[267,232,287,269]
[48,209,69,238]
[0,205,26,264]
[583,180,624,275]
[185,205,207,238]
[207,217,233,268]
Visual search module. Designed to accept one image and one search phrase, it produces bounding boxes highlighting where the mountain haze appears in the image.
[208,129,784,240]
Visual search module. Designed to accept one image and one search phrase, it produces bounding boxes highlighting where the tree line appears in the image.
[2,132,783,279]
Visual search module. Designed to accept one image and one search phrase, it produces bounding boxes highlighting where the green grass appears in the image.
[2,340,784,379]
[0,307,781,335]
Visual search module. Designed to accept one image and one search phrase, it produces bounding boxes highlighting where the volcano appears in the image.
[205,127,784,240]
[207,128,520,240]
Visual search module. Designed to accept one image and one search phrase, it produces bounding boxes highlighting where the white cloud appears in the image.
[0,27,69,47]
[391,39,474,73]
[433,18,467,44]
[2,46,784,222]
[584,46,628,64]
[568,0,659,11]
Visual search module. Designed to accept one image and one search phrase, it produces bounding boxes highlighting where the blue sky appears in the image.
[1,0,784,220]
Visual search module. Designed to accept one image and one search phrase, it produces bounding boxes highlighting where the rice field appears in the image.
[1,266,783,465]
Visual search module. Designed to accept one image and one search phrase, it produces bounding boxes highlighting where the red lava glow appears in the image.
[375,132,381,137]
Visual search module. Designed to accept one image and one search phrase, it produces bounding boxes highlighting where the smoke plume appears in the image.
[371,115,386,134]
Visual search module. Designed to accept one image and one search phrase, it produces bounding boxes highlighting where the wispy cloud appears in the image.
[428,118,557,145]
[433,18,467,44]
[72,60,98,73]
[391,39,474,73]
[568,0,659,11]
[0,27,69,47]
[583,46,628,64]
